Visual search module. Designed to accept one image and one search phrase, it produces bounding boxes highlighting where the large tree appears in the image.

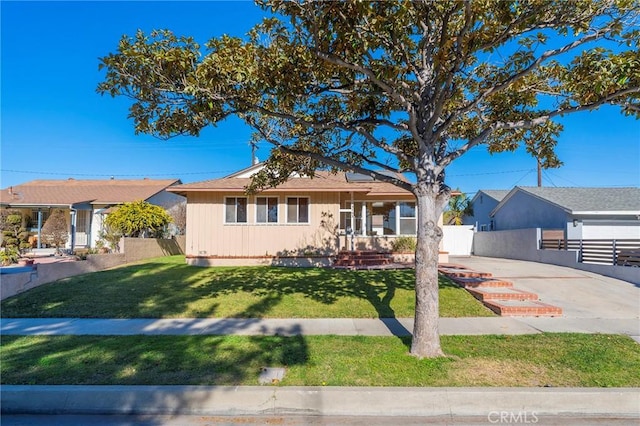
[98,0,639,358]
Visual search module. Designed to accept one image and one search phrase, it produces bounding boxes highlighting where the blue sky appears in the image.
[2,1,639,198]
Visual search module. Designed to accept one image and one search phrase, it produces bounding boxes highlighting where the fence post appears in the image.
[579,239,583,263]
[612,239,617,266]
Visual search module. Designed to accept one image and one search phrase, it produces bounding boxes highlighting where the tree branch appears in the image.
[434,25,618,142]
[315,50,411,110]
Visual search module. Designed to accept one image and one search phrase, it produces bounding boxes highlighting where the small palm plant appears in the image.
[444,191,473,225]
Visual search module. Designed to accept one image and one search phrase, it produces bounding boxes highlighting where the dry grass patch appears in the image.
[447,358,552,387]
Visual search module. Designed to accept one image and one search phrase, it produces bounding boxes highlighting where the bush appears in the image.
[41,209,68,253]
[99,223,123,253]
[391,236,416,253]
[1,210,30,252]
[104,200,172,238]
[0,247,20,265]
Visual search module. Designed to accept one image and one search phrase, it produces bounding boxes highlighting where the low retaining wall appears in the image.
[1,254,127,301]
[473,228,640,285]
[122,237,184,263]
[1,237,187,301]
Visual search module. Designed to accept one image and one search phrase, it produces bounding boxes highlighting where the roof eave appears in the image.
[573,210,640,215]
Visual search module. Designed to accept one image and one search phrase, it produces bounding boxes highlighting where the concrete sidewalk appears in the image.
[2,317,640,341]
[2,385,639,419]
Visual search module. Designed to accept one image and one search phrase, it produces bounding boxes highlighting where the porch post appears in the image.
[350,191,355,251]
[70,208,76,253]
[37,210,42,249]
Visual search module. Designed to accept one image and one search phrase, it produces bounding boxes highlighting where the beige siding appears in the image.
[186,191,341,257]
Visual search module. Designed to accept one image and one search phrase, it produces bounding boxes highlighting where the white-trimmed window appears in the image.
[225,197,247,223]
[399,202,416,235]
[286,197,309,223]
[256,196,278,223]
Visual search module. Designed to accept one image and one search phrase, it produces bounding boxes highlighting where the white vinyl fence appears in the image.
[442,225,474,255]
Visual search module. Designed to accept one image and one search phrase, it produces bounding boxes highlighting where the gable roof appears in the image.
[470,189,510,204]
[493,186,640,215]
[0,178,182,207]
[168,167,413,197]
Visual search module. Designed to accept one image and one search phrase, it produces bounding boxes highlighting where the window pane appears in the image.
[236,198,247,223]
[299,198,309,222]
[368,202,396,235]
[267,197,278,223]
[340,211,352,231]
[225,199,236,223]
[400,202,416,218]
[400,218,416,235]
[287,198,297,223]
[384,202,396,235]
[256,198,267,223]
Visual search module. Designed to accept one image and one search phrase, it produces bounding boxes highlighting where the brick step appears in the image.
[334,258,392,266]
[482,300,562,317]
[450,277,514,288]
[337,253,391,260]
[335,251,392,268]
[337,250,388,256]
[439,268,493,279]
[467,287,538,302]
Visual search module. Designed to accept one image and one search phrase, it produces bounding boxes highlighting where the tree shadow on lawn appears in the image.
[0,330,309,387]
[1,260,459,330]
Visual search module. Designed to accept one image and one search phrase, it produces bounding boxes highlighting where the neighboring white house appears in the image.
[0,178,184,250]
[486,186,640,239]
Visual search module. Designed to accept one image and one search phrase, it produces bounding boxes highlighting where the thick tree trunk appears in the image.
[410,183,446,358]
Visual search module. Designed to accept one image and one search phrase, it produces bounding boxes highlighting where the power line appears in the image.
[448,168,533,177]
[0,169,236,177]
[542,169,557,187]
[511,169,535,187]
[3,167,537,178]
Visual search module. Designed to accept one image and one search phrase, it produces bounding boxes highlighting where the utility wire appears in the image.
[0,169,236,177]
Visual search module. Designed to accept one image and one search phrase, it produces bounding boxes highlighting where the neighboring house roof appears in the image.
[471,189,510,204]
[0,178,182,207]
[492,186,640,216]
[169,164,414,197]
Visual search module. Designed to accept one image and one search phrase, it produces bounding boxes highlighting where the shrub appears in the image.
[105,200,172,238]
[99,223,123,253]
[41,209,68,253]
[0,210,30,252]
[391,236,416,253]
[0,247,20,265]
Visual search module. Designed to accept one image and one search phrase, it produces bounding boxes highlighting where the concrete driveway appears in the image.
[450,256,640,319]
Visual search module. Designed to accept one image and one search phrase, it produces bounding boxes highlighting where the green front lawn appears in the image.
[2,334,638,387]
[0,255,492,318]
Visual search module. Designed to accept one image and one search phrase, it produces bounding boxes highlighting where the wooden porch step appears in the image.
[482,300,563,317]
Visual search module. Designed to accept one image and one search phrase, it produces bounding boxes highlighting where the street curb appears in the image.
[2,386,639,418]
